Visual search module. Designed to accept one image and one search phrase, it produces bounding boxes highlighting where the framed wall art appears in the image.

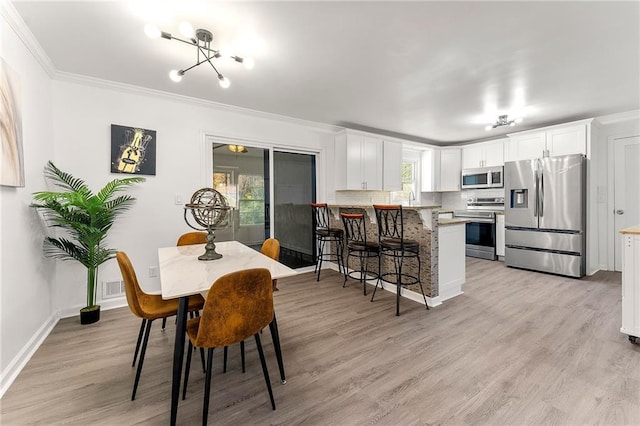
[110,124,156,176]
[1,58,25,187]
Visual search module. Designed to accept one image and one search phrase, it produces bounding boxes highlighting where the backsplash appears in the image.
[334,191,390,204]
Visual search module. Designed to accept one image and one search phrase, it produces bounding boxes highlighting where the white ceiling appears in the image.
[11,1,640,144]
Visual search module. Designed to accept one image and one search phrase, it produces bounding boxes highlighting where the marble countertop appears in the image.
[438,218,470,226]
[329,204,442,210]
[620,225,640,235]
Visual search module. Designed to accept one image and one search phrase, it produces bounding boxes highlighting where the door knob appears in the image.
[615,209,624,215]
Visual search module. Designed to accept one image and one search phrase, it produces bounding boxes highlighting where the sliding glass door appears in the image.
[208,140,317,268]
[273,151,316,268]
[211,143,269,249]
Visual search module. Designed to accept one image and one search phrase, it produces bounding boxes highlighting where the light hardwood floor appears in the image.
[2,258,639,425]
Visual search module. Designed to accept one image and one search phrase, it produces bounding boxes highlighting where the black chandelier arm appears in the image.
[196,45,223,77]
[162,32,223,57]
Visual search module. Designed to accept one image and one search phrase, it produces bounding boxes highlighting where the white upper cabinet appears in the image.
[461,138,506,169]
[505,119,592,162]
[421,148,461,192]
[383,140,402,191]
[335,130,383,190]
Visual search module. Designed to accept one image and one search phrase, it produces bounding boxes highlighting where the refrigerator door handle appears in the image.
[533,171,537,217]
[539,171,544,217]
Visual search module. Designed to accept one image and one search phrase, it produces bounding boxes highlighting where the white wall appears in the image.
[0,6,56,395]
[50,80,335,315]
[596,111,640,271]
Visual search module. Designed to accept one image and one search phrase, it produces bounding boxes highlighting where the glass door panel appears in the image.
[273,151,316,268]
[211,143,269,249]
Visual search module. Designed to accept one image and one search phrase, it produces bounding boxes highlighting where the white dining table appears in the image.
[158,240,298,426]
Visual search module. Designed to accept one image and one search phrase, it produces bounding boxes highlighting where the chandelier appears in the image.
[145,22,254,89]
[485,115,523,131]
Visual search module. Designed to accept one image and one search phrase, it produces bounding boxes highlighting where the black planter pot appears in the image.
[80,305,101,324]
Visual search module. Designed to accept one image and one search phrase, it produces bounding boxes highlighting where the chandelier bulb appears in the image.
[178,22,194,39]
[218,75,230,89]
[485,125,493,131]
[169,70,184,82]
[243,57,255,70]
[144,24,161,39]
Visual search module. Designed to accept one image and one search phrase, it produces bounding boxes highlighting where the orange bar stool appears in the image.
[372,205,429,316]
[311,203,345,281]
[340,212,380,295]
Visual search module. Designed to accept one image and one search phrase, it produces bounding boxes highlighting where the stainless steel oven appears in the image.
[454,197,504,260]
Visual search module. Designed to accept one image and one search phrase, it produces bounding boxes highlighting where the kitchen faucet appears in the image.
[409,190,416,206]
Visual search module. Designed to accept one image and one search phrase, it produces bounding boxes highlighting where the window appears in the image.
[399,161,417,202]
[238,174,265,226]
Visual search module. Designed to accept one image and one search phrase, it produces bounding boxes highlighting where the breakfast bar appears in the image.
[327,204,468,306]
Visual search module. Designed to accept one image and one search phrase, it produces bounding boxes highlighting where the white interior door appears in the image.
[614,136,640,271]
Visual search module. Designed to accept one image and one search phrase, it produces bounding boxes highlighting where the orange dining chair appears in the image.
[116,251,205,400]
[223,238,283,377]
[182,268,276,426]
[176,231,208,246]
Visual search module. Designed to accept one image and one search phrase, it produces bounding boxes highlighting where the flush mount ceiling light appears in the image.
[145,22,254,89]
[228,144,248,153]
[485,115,523,131]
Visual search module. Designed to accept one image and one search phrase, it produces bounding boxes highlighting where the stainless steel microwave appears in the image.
[461,166,504,189]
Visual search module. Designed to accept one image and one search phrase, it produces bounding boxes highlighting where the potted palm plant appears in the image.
[31,161,144,324]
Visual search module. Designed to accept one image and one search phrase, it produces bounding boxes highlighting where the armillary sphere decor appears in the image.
[184,188,231,261]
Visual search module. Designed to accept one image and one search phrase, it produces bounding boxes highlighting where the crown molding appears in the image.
[54,71,344,135]
[1,0,56,77]
[596,109,640,125]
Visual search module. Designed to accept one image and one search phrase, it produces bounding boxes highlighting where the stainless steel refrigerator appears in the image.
[504,154,586,277]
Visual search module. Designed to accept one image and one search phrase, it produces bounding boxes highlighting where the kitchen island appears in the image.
[327,204,467,307]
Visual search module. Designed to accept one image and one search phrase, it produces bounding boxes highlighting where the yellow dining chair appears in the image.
[176,231,208,246]
[223,238,285,381]
[116,251,205,400]
[182,268,276,426]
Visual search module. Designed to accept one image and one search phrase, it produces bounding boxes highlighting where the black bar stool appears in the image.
[340,212,380,295]
[372,205,429,316]
[311,203,344,281]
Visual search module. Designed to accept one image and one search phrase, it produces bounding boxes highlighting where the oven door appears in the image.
[465,219,497,260]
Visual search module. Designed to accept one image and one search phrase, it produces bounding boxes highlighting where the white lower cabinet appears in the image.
[621,231,640,343]
[438,223,466,300]
[496,214,505,258]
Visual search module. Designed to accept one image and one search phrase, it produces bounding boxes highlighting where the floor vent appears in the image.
[103,280,125,299]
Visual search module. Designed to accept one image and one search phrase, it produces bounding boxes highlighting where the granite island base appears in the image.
[324,205,467,308]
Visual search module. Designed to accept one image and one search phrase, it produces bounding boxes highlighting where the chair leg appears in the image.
[131,319,153,400]
[343,252,350,288]
[200,347,206,373]
[132,318,146,367]
[337,238,345,275]
[359,253,367,296]
[161,317,167,331]
[269,313,286,384]
[223,346,228,373]
[417,254,429,310]
[396,251,404,316]
[254,333,276,410]
[316,238,326,281]
[240,341,246,373]
[203,348,215,426]
[182,340,194,400]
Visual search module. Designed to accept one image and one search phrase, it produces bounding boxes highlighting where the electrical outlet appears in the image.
[149,266,158,278]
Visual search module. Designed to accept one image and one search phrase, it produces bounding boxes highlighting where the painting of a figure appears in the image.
[110,124,156,176]
[1,58,25,187]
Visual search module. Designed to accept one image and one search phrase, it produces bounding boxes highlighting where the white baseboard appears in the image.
[0,313,58,398]
[438,278,464,302]
[1,298,130,398]
[57,296,128,319]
